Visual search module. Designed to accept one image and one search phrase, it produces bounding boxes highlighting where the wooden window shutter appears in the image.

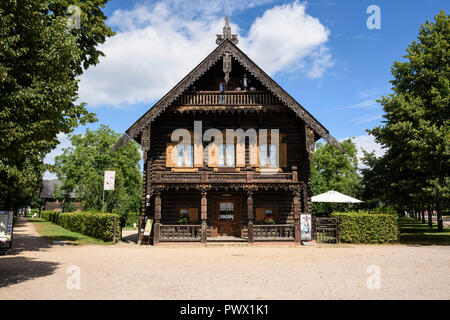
[279,134,287,168]
[250,142,259,167]
[236,139,245,167]
[189,208,199,222]
[207,143,219,167]
[193,131,203,168]
[166,143,176,167]
[255,208,265,222]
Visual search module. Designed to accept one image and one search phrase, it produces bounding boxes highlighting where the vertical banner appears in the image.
[104,171,116,191]
[300,214,312,241]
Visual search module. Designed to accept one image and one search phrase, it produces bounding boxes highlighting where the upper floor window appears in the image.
[176,144,193,167]
[166,131,287,169]
[218,143,235,167]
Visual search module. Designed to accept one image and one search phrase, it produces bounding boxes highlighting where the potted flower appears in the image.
[263,213,280,224]
[177,215,188,224]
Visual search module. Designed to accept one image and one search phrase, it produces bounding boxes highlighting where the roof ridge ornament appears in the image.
[216,16,238,45]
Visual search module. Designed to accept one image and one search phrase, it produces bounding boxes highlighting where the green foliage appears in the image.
[332,212,399,243]
[364,11,450,231]
[62,201,78,213]
[41,210,120,242]
[311,139,361,213]
[124,212,139,228]
[54,125,142,221]
[0,0,114,210]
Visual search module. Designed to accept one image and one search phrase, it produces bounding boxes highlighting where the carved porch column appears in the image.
[293,188,301,244]
[201,191,208,244]
[247,190,254,243]
[153,191,161,246]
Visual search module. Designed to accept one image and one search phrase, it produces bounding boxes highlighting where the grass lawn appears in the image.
[27,218,111,245]
[399,217,450,245]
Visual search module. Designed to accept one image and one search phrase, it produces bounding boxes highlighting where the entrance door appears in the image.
[212,198,242,237]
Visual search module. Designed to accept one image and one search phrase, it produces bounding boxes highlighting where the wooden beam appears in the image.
[247,190,254,243]
[201,191,208,244]
[153,191,161,245]
[293,188,301,243]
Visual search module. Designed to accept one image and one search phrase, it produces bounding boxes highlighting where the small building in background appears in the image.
[39,179,81,212]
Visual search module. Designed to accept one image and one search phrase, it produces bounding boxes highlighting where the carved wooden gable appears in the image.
[125,21,341,150]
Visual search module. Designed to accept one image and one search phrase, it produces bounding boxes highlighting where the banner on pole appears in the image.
[104,171,116,190]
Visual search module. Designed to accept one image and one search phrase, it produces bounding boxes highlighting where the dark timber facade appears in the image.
[124,18,340,245]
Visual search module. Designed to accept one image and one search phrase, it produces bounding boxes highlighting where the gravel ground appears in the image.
[0,218,449,300]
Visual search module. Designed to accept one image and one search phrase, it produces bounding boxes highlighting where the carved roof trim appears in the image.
[126,39,332,142]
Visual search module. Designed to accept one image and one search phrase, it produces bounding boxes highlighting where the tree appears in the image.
[366,11,450,231]
[311,139,361,214]
[54,125,142,224]
[0,0,114,210]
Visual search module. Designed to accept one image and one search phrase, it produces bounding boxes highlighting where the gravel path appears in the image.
[0,218,449,300]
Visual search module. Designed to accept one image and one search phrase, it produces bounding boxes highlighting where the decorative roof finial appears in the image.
[216,16,239,45]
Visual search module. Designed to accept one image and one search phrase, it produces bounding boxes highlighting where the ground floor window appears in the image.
[177,208,198,223]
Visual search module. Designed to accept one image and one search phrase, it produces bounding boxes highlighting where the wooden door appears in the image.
[211,197,242,237]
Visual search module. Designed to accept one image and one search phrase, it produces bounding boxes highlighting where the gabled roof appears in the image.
[125,39,341,149]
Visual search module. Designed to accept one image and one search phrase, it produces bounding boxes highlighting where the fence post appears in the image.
[113,216,117,243]
[336,217,340,244]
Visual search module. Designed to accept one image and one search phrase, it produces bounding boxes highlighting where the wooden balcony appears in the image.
[174,91,279,106]
[153,171,295,184]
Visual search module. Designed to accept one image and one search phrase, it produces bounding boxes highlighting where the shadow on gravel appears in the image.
[8,219,55,255]
[121,231,138,244]
[0,256,59,288]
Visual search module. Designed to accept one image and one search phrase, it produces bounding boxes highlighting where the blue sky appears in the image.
[44,0,449,177]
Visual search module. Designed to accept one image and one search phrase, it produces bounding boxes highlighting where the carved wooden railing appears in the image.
[253,224,295,241]
[175,91,278,106]
[154,172,293,184]
[160,224,202,241]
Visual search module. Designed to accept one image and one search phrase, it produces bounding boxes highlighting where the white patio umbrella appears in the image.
[311,190,363,203]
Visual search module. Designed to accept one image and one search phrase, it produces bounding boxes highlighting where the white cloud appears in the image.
[356,114,383,124]
[43,133,72,180]
[333,99,378,110]
[342,134,386,169]
[240,1,332,76]
[78,0,332,108]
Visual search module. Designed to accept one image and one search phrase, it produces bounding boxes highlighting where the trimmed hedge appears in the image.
[41,210,60,223]
[41,210,120,242]
[332,212,399,243]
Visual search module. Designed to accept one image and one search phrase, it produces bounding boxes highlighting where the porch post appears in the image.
[153,191,161,245]
[139,125,151,244]
[293,188,301,243]
[201,191,208,244]
[247,190,254,243]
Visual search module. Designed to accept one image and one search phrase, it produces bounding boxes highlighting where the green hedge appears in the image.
[41,210,120,242]
[41,210,60,223]
[332,212,399,243]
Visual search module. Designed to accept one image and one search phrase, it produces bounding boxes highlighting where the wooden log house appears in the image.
[124,18,341,245]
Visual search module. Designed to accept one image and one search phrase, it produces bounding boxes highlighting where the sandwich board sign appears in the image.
[104,171,115,191]
[144,218,153,236]
[300,214,312,241]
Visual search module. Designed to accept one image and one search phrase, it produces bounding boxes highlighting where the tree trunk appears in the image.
[427,204,433,230]
[436,204,443,232]
[421,210,425,224]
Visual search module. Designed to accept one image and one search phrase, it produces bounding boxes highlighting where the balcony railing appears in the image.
[154,171,294,184]
[175,91,278,106]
